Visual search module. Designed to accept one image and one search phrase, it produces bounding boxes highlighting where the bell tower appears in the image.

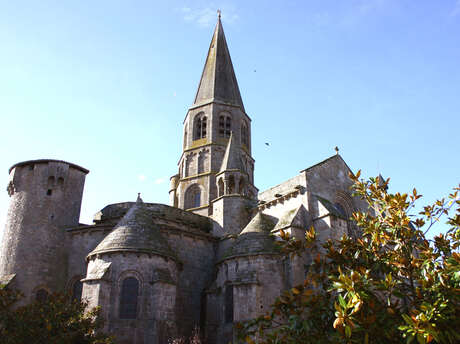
[169,14,257,217]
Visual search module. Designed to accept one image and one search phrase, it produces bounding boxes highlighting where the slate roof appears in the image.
[88,199,177,260]
[193,16,245,111]
[222,213,280,260]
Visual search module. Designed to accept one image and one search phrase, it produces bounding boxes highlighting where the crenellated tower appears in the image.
[169,15,257,220]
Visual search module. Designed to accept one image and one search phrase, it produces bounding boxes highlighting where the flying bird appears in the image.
[265,142,270,146]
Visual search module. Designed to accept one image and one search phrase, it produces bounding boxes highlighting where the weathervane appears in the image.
[217,9,221,18]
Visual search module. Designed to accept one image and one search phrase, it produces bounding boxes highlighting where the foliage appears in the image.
[168,326,203,344]
[0,286,113,344]
[238,173,460,344]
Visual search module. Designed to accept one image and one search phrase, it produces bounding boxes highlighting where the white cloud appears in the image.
[180,6,239,28]
[154,178,166,185]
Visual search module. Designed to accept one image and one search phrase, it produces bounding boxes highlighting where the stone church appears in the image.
[0,16,368,344]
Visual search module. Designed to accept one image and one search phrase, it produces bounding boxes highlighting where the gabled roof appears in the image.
[300,154,353,175]
[193,16,245,111]
[219,132,243,172]
[272,205,309,232]
[315,195,347,220]
[88,198,177,260]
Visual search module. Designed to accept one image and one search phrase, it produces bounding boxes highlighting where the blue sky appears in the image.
[0,0,459,241]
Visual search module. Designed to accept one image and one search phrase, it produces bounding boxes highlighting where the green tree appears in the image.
[0,286,113,344]
[238,174,460,344]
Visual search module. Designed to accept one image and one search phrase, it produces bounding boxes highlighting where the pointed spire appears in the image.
[220,132,243,172]
[193,15,245,111]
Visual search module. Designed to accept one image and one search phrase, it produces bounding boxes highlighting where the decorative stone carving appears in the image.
[6,181,15,197]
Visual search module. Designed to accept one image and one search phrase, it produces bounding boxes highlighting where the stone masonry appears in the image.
[0,15,369,344]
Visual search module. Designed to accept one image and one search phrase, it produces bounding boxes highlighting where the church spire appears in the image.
[220,131,243,172]
[193,15,245,111]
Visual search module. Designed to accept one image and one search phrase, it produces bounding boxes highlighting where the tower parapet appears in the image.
[0,159,88,301]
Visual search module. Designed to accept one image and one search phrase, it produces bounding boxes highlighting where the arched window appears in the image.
[228,175,235,194]
[225,285,233,323]
[183,130,187,149]
[185,184,202,210]
[218,178,224,197]
[219,114,232,138]
[241,122,248,146]
[72,280,83,302]
[194,114,207,140]
[239,177,246,196]
[36,289,49,303]
[119,277,139,319]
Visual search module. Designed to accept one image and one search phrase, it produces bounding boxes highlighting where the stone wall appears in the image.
[83,253,178,344]
[0,160,87,302]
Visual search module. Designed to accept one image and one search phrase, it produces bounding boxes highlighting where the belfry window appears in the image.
[194,114,207,140]
[219,115,232,138]
[119,277,139,319]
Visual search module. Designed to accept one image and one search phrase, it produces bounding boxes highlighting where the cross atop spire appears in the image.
[193,15,245,111]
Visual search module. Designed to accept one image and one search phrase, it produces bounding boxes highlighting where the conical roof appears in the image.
[88,198,176,260]
[193,15,245,111]
[220,132,243,172]
[222,213,280,260]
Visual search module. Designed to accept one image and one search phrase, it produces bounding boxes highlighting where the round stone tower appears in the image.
[0,159,88,301]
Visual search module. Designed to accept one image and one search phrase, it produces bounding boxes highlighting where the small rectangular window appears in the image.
[46,189,52,196]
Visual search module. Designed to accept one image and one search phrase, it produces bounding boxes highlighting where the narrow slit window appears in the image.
[241,122,248,146]
[225,285,233,323]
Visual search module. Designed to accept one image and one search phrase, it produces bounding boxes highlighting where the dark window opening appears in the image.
[28,165,34,170]
[185,184,202,210]
[194,192,201,208]
[46,189,52,196]
[219,115,232,138]
[36,289,49,303]
[228,176,235,194]
[225,285,233,323]
[57,177,64,186]
[72,280,83,302]
[119,277,139,319]
[194,115,207,140]
[218,178,224,197]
